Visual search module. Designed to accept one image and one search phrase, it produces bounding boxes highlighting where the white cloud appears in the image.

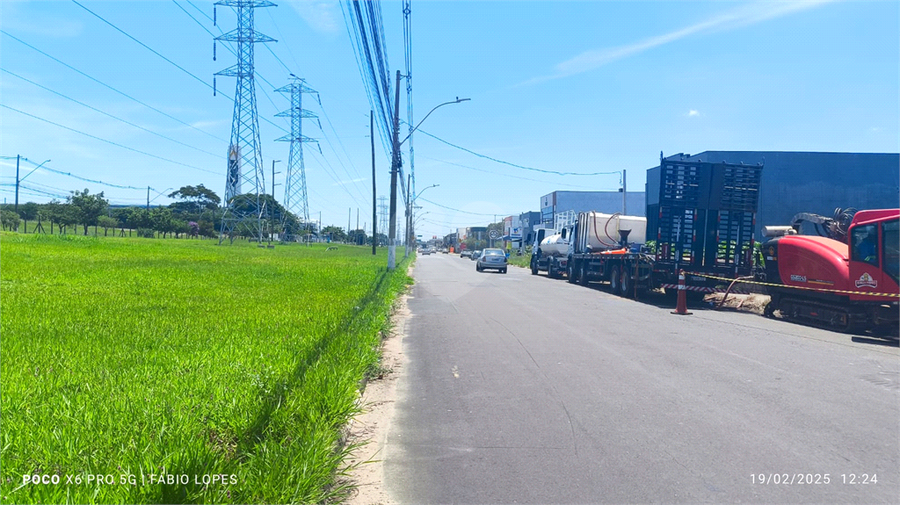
[687,110,700,117]
[332,177,365,186]
[285,0,341,34]
[523,0,835,85]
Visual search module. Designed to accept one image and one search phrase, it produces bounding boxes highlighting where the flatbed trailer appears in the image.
[565,156,764,297]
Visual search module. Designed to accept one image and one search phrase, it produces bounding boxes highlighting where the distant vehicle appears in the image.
[470,250,482,261]
[421,248,433,255]
[476,248,508,273]
[460,250,472,258]
[441,248,449,254]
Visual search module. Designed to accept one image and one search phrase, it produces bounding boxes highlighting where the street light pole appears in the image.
[407,183,438,252]
[14,155,20,214]
[388,83,469,270]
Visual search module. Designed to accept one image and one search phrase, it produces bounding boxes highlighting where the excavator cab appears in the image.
[847,210,899,299]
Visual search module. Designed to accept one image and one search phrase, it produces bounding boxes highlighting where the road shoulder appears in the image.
[343,290,411,504]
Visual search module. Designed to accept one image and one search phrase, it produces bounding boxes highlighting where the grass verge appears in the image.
[0,232,412,503]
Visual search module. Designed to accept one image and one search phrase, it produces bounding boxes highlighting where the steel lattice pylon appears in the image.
[214,0,275,244]
[275,77,321,241]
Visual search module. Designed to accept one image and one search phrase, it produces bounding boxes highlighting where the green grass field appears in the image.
[0,233,412,504]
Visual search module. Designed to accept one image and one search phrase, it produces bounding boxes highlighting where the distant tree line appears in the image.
[0,183,385,245]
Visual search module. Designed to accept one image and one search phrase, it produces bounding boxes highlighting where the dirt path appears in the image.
[343,291,411,505]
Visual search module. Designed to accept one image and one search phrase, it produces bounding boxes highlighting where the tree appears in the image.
[124,207,151,231]
[48,200,78,234]
[97,216,118,236]
[1,210,20,231]
[68,189,108,235]
[17,202,39,221]
[321,226,347,243]
[150,207,176,238]
[168,184,221,215]
[348,228,368,245]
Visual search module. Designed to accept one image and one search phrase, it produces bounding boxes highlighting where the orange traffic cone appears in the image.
[671,270,693,315]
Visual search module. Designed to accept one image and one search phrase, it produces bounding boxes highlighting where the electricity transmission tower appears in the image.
[275,76,321,241]
[213,0,275,244]
[378,196,389,240]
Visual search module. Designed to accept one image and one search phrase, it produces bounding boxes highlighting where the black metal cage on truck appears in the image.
[646,156,763,288]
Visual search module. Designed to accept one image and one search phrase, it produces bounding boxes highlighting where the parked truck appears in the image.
[564,156,764,297]
[529,228,569,278]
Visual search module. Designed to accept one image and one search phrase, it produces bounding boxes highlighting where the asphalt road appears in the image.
[383,253,899,504]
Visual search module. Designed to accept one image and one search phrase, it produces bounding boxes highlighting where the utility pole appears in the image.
[14,155,20,213]
[388,70,402,270]
[147,186,150,210]
[371,110,377,255]
[622,169,627,215]
[404,173,411,258]
[356,208,360,245]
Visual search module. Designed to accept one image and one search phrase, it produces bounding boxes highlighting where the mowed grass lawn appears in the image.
[0,233,412,504]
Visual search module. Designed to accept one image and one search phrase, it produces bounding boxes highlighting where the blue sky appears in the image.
[1,0,897,240]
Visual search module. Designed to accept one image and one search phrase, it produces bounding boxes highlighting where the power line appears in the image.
[172,0,290,135]
[1,68,221,159]
[72,0,215,93]
[2,104,223,176]
[417,197,508,217]
[415,127,623,176]
[416,154,592,190]
[71,1,291,138]
[0,30,228,143]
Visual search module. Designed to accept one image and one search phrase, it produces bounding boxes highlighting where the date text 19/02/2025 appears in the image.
[751,474,877,485]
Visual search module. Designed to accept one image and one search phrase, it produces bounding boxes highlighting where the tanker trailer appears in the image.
[530,227,570,279]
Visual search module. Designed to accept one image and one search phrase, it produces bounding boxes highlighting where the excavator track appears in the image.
[773,296,868,334]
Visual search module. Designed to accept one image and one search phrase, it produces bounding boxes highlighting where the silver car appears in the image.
[476,248,508,273]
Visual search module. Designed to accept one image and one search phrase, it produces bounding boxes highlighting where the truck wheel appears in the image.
[567,263,576,284]
[530,258,538,275]
[610,265,621,295]
[621,267,634,298]
[578,264,589,286]
[502,268,507,274]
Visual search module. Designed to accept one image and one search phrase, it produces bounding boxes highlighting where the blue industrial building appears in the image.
[665,151,899,232]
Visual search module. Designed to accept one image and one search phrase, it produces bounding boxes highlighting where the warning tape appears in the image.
[684,272,900,298]
[659,283,753,295]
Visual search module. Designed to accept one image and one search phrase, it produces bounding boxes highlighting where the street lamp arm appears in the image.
[412,183,439,203]
[21,159,51,182]
[399,97,470,147]
[149,187,173,204]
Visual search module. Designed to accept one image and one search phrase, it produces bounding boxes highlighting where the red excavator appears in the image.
[759,208,899,334]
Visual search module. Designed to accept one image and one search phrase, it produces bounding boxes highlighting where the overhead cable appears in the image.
[1,68,221,159]
[0,30,228,143]
[415,127,623,176]
[418,197,508,217]
[2,104,222,176]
